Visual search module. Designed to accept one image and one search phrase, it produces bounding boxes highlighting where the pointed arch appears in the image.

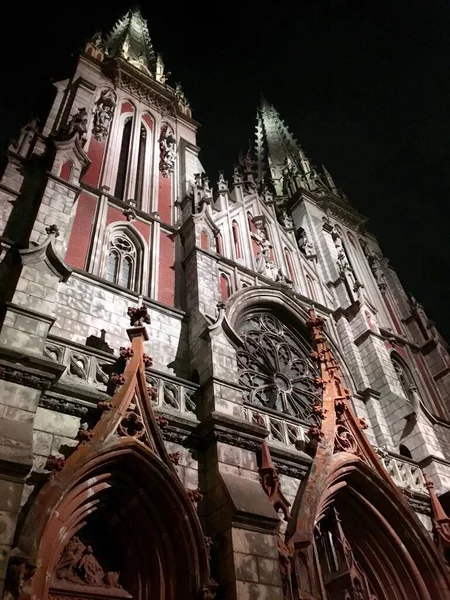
[103,223,147,293]
[115,114,134,199]
[284,248,295,282]
[14,330,212,600]
[231,220,242,259]
[220,272,231,300]
[289,455,450,599]
[390,351,419,404]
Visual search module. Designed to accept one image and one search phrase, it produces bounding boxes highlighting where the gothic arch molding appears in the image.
[222,286,357,392]
[289,454,450,599]
[15,440,211,600]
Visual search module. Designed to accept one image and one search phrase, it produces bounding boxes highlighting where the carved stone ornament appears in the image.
[92,89,117,142]
[296,227,315,258]
[251,216,279,281]
[65,107,88,142]
[236,313,321,421]
[55,536,123,589]
[0,365,52,390]
[159,124,176,177]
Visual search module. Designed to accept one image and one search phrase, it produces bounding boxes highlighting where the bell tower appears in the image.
[0,6,203,308]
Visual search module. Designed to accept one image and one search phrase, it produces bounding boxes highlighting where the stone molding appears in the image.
[0,346,66,390]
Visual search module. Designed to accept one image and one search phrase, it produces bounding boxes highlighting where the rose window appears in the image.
[236,313,320,421]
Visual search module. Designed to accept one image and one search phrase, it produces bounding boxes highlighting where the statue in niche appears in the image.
[55,536,123,589]
[159,125,177,177]
[251,216,278,281]
[92,89,117,142]
[331,227,350,274]
[278,208,294,230]
[296,227,315,258]
[360,239,388,293]
[78,546,105,586]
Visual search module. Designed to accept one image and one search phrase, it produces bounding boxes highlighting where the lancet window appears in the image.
[236,312,321,421]
[391,353,417,404]
[105,233,137,290]
[115,116,133,199]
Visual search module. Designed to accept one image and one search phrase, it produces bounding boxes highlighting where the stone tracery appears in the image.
[236,313,321,421]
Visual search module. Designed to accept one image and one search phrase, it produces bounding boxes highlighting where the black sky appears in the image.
[2,0,450,339]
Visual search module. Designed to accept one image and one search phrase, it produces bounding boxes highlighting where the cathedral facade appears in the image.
[1,7,450,600]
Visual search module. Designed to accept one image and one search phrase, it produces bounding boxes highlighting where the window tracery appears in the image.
[236,313,321,421]
[391,354,417,404]
[105,233,136,290]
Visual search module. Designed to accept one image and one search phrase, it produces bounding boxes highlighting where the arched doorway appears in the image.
[16,443,211,600]
[311,459,449,600]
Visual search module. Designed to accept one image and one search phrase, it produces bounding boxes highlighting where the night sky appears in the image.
[2,1,450,339]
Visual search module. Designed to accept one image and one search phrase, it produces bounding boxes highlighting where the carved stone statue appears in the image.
[92,89,117,142]
[251,217,278,281]
[296,227,315,258]
[360,239,388,293]
[55,536,124,589]
[78,546,105,586]
[278,209,294,230]
[159,126,177,177]
[66,107,88,142]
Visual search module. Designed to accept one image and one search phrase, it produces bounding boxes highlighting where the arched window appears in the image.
[60,160,73,182]
[284,248,295,281]
[134,123,147,207]
[391,353,417,404]
[216,232,223,255]
[200,231,209,250]
[236,312,321,421]
[220,273,231,300]
[232,221,242,259]
[115,116,133,199]
[105,233,136,290]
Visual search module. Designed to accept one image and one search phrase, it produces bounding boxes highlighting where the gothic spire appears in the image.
[255,97,302,195]
[105,6,157,76]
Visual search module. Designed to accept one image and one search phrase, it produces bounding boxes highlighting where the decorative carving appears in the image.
[39,395,95,418]
[184,388,197,413]
[123,206,136,221]
[0,366,52,390]
[44,343,64,363]
[236,313,321,420]
[159,124,177,177]
[45,455,66,472]
[259,440,291,520]
[69,354,88,379]
[175,82,190,108]
[163,382,180,409]
[65,107,88,143]
[55,536,123,589]
[296,227,315,258]
[360,239,388,293]
[45,224,60,237]
[186,488,203,503]
[118,409,145,439]
[277,208,294,230]
[169,451,181,465]
[92,89,117,142]
[118,72,172,116]
[127,305,151,326]
[250,215,279,281]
